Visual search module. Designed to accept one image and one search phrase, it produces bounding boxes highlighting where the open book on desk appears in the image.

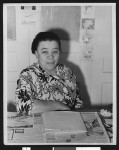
[42,111,87,133]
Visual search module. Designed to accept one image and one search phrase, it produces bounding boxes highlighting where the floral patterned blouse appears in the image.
[15,63,83,115]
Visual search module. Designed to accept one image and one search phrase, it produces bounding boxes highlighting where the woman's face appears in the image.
[35,40,60,72]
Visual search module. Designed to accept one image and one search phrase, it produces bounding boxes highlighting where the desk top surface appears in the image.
[6,111,112,144]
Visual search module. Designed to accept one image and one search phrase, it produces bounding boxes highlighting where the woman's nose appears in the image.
[47,52,54,59]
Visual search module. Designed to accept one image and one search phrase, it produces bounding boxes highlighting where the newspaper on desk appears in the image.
[7,112,110,144]
[7,112,44,143]
[80,112,110,143]
[43,112,110,143]
[7,112,34,142]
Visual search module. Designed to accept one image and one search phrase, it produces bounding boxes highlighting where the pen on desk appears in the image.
[8,125,33,128]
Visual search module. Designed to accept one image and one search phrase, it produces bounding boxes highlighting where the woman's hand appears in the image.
[51,100,70,111]
[31,100,70,114]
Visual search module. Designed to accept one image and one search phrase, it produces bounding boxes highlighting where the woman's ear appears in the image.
[35,51,38,59]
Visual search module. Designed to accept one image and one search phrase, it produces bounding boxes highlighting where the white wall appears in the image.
[91,6,113,106]
[6,5,114,110]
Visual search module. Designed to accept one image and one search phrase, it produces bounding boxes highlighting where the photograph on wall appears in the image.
[3,3,116,146]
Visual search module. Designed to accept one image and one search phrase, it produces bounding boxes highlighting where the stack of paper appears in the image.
[42,111,87,143]
[42,111,87,132]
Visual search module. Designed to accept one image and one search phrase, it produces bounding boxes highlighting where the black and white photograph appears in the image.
[3,3,116,145]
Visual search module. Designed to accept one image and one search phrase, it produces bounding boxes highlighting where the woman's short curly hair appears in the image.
[31,32,61,54]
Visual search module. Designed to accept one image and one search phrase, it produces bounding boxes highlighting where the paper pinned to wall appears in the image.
[7,6,16,40]
[80,6,95,61]
[81,6,95,18]
[20,6,38,25]
[82,44,94,60]
[81,29,93,44]
[82,18,95,30]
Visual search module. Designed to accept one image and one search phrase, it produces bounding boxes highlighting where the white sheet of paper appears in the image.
[8,129,14,140]
[42,111,87,132]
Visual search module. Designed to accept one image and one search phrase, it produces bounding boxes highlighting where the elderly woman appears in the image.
[15,32,83,115]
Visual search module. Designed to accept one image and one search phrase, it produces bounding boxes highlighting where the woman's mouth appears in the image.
[47,60,55,64]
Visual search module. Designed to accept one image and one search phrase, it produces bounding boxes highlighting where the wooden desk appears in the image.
[7,111,112,144]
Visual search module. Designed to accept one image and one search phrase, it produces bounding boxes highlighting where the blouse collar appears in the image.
[34,62,60,77]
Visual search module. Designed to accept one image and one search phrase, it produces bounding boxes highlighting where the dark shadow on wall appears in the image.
[47,28,91,108]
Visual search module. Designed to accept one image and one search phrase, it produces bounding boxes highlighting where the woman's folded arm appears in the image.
[31,99,70,114]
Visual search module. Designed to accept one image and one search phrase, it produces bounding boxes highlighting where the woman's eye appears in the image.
[53,50,59,54]
[42,51,48,54]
